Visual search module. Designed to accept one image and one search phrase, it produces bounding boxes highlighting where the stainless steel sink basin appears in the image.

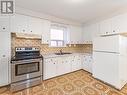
[55,53,72,55]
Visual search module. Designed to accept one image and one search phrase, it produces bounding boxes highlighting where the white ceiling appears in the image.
[15,0,127,24]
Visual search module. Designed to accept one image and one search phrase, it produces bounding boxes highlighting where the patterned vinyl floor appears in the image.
[0,70,127,95]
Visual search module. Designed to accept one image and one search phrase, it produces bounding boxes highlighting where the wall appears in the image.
[16,7,82,26]
[11,34,92,56]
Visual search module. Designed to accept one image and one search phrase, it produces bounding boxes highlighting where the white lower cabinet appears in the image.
[71,55,82,71]
[43,55,82,80]
[57,57,66,76]
[82,55,93,73]
[43,58,57,80]
[57,57,72,76]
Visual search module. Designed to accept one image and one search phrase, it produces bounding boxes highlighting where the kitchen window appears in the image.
[50,23,68,47]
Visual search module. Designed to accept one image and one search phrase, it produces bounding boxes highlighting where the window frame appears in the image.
[49,24,68,47]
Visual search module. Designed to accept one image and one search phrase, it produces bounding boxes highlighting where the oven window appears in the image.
[15,62,39,76]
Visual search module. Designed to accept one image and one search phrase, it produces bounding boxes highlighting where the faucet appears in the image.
[60,49,63,54]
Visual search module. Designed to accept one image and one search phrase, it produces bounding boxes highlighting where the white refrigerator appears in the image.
[93,35,127,89]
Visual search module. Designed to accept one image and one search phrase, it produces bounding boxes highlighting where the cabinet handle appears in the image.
[30,31,32,32]
[2,55,6,57]
[54,63,55,64]
[106,32,108,34]
[3,27,5,30]
[113,30,115,32]
[23,30,25,32]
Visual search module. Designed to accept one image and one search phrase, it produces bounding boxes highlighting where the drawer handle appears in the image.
[3,27,5,30]
[2,55,6,57]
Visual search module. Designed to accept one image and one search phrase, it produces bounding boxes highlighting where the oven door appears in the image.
[11,59,42,83]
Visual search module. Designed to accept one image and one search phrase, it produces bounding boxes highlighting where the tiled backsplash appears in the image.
[11,34,92,56]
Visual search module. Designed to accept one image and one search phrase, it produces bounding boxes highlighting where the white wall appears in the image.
[83,6,127,26]
[15,7,82,26]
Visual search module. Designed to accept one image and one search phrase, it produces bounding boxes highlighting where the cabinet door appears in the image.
[88,56,93,73]
[91,23,100,42]
[100,19,112,36]
[83,55,92,73]
[71,55,81,71]
[0,32,10,86]
[57,57,71,75]
[65,57,72,73]
[69,25,83,44]
[83,26,93,44]
[28,17,42,34]
[43,58,57,80]
[75,55,82,70]
[111,13,127,34]
[57,58,66,76]
[10,14,28,33]
[0,57,9,86]
[71,56,77,71]
[41,20,51,44]
[83,23,100,44]
[0,16,10,32]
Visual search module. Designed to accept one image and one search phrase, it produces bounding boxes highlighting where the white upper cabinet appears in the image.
[11,14,42,34]
[100,13,127,36]
[83,26,92,44]
[83,23,99,44]
[10,14,28,33]
[100,18,112,36]
[28,17,42,34]
[111,13,127,34]
[0,16,10,32]
[41,20,51,44]
[69,25,83,44]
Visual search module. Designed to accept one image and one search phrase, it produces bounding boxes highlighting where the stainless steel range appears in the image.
[11,47,43,92]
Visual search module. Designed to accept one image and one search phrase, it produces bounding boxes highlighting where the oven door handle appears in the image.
[11,59,42,65]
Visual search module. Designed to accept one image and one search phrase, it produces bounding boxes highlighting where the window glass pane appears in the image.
[50,41,57,46]
[58,41,63,46]
[50,29,64,40]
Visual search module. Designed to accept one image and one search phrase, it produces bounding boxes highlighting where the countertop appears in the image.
[42,53,92,59]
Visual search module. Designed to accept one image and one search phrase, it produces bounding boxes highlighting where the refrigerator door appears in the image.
[93,35,119,53]
[93,51,120,88]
